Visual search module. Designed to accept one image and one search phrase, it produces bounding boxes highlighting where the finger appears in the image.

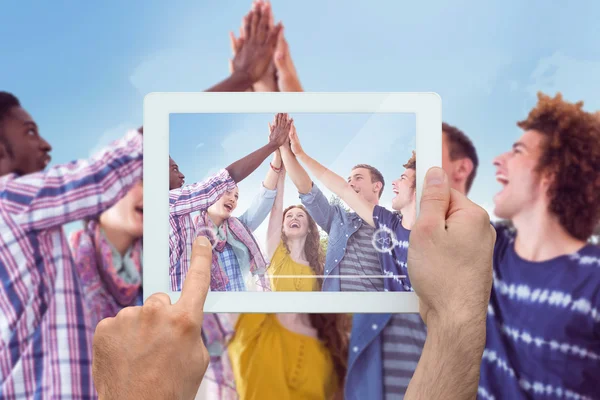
[239,16,247,40]
[229,31,238,55]
[250,8,261,39]
[177,236,213,321]
[415,167,450,234]
[265,0,274,28]
[245,12,254,39]
[266,23,283,50]
[257,3,271,42]
[273,30,288,70]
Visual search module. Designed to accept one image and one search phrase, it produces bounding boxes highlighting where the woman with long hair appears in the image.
[193,113,294,292]
[69,180,143,327]
[222,144,351,399]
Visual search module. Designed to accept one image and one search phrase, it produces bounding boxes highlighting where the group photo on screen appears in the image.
[169,112,418,294]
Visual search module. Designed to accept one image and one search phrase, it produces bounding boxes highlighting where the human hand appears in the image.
[288,122,305,157]
[92,237,213,400]
[273,29,303,92]
[231,4,282,84]
[407,168,495,328]
[229,1,278,92]
[268,113,293,148]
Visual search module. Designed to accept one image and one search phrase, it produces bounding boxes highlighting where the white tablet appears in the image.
[143,92,441,313]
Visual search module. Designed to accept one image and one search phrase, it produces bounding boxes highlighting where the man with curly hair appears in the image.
[478,93,600,399]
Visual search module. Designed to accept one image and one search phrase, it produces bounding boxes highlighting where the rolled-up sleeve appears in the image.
[238,183,277,232]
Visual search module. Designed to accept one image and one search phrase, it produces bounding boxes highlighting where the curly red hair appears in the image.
[280,205,351,388]
[517,92,600,240]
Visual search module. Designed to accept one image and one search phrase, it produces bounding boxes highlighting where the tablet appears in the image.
[143,92,441,313]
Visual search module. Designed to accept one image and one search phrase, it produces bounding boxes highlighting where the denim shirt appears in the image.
[345,313,392,399]
[299,183,365,292]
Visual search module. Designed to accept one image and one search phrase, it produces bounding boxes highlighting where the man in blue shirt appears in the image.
[280,124,389,293]
[286,121,480,398]
[478,92,600,399]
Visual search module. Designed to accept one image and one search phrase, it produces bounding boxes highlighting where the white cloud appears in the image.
[89,123,136,157]
[526,52,600,110]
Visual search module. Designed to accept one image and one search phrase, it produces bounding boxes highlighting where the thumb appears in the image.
[416,167,450,234]
[273,30,287,70]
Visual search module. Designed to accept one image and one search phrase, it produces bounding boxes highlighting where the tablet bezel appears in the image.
[143,92,441,313]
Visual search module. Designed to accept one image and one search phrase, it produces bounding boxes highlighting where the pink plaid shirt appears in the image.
[169,169,236,291]
[0,130,142,399]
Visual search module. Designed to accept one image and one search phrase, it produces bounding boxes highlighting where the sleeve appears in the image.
[2,130,142,231]
[169,169,236,216]
[372,205,399,229]
[237,183,277,232]
[299,182,337,234]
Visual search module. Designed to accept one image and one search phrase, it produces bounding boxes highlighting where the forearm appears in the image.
[280,146,312,194]
[226,143,278,184]
[297,152,375,226]
[263,151,282,190]
[169,170,235,216]
[405,315,486,400]
[266,170,286,258]
[11,130,142,231]
[205,71,254,92]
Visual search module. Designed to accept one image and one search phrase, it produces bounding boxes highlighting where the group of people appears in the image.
[1,0,599,399]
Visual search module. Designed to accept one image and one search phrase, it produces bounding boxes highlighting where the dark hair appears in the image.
[442,122,479,194]
[0,92,20,156]
[352,164,385,198]
[517,92,600,241]
[403,151,416,189]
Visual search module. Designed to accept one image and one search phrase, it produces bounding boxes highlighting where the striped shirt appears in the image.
[382,314,426,399]
[169,169,236,291]
[478,224,600,400]
[0,131,143,399]
[339,223,385,291]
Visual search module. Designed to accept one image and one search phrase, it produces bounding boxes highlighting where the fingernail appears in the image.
[276,52,283,60]
[426,167,445,186]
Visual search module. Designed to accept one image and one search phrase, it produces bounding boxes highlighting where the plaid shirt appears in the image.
[220,243,246,291]
[0,131,143,399]
[169,169,236,291]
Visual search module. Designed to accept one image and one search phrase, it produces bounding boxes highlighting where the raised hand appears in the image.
[273,30,303,92]
[268,113,293,148]
[231,4,282,85]
[288,121,305,157]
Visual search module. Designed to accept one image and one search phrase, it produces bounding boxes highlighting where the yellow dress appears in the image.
[227,314,339,400]
[268,243,319,291]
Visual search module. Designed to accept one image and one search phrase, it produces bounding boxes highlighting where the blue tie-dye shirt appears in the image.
[372,205,412,292]
[478,223,600,400]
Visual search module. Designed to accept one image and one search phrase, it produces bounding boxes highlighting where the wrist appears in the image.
[426,310,487,348]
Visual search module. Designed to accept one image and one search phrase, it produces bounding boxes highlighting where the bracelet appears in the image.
[270,162,282,173]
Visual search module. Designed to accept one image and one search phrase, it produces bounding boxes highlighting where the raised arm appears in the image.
[237,150,281,232]
[279,124,312,194]
[280,124,336,233]
[289,126,375,227]
[225,113,291,183]
[206,5,281,93]
[266,161,286,259]
[4,130,142,231]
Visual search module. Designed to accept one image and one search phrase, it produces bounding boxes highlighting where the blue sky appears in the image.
[2,0,599,239]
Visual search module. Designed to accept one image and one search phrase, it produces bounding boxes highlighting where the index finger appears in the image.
[177,236,213,320]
